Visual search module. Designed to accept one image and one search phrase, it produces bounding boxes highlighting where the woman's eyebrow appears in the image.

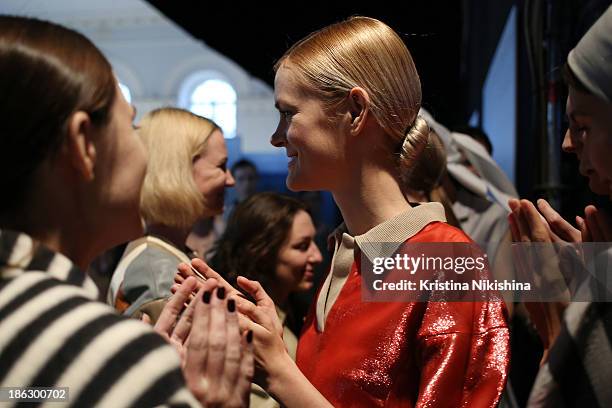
[567,107,590,121]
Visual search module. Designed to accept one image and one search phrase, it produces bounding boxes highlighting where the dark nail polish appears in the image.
[217,287,226,300]
[203,291,211,304]
[227,299,235,312]
[247,330,253,343]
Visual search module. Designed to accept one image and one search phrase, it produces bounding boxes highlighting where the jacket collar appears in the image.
[329,202,447,262]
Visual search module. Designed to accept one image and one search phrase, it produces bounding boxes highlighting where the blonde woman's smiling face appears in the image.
[270,65,348,192]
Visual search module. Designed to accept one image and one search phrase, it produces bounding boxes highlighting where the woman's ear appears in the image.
[65,111,97,182]
[347,87,370,135]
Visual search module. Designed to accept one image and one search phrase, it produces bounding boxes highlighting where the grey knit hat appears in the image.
[567,5,612,103]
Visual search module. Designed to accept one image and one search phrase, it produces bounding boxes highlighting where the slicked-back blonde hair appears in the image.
[274,16,430,187]
[138,108,219,229]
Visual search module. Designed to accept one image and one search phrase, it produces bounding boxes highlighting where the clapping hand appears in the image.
[148,276,254,407]
[508,199,570,358]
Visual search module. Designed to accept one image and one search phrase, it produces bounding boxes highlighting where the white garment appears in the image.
[420,108,518,211]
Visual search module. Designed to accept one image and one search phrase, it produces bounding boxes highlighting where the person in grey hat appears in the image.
[508,5,612,407]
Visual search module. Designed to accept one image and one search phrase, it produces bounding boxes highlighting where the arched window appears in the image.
[189,79,237,138]
[118,82,132,104]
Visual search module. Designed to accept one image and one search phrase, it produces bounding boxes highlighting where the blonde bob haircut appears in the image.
[274,16,431,188]
[138,107,220,229]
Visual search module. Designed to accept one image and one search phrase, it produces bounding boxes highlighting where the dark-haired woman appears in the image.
[208,192,322,408]
[0,15,251,407]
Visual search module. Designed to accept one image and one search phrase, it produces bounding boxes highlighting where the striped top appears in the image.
[0,229,200,407]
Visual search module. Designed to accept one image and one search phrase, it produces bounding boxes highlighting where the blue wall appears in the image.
[482,6,517,182]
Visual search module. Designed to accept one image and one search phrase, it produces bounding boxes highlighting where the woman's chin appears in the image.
[588,179,609,196]
[287,175,318,193]
[286,174,303,192]
[202,202,224,218]
[297,280,314,292]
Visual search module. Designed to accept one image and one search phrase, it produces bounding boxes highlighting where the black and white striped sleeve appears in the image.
[0,273,200,407]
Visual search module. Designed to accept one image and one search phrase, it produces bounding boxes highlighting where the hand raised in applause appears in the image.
[148,275,254,407]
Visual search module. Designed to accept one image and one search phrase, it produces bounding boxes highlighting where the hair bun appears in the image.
[398,116,446,193]
[399,115,430,165]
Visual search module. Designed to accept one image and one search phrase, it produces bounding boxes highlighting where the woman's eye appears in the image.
[572,126,588,136]
[294,242,310,251]
[280,110,293,120]
[568,123,584,133]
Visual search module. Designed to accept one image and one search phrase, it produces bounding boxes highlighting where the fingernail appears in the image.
[227,298,235,312]
[203,291,211,304]
[217,287,226,300]
[247,330,253,343]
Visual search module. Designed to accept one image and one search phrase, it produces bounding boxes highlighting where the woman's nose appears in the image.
[270,127,286,148]
[225,169,235,187]
[309,243,323,264]
[562,128,582,154]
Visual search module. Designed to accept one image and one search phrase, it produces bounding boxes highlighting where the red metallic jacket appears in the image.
[296,222,510,407]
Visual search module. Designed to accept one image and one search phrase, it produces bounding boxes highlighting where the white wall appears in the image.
[1,0,283,161]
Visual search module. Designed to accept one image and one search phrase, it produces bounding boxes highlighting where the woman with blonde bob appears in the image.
[108,107,235,321]
[180,16,511,407]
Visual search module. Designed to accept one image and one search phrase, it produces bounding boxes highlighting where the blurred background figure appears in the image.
[454,125,494,156]
[223,158,260,221]
[232,159,260,203]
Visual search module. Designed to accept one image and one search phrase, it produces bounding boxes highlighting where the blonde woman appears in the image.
[181,16,510,407]
[108,108,235,321]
